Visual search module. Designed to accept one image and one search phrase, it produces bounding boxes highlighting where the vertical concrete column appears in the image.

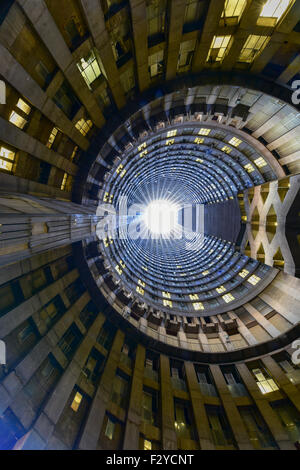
[123,344,146,449]
[228,311,258,345]
[184,361,215,449]
[209,365,254,450]
[236,363,295,450]
[159,354,177,450]
[78,329,125,449]
[261,356,300,412]
[244,303,281,338]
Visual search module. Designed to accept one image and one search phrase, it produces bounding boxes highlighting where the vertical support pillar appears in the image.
[159,354,177,449]
[123,344,146,449]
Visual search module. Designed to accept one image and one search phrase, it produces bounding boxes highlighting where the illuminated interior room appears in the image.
[0,0,300,451]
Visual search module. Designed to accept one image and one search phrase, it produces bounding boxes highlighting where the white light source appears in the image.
[143,200,179,235]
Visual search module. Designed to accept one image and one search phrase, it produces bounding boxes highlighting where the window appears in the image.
[222,145,232,154]
[193,302,204,311]
[207,36,232,63]
[144,439,152,450]
[244,163,255,173]
[9,111,27,129]
[136,286,144,295]
[228,137,242,147]
[239,35,270,63]
[239,406,277,449]
[198,128,210,135]
[247,274,261,285]
[16,99,31,115]
[60,173,68,191]
[177,40,196,71]
[105,417,115,440]
[46,127,58,149]
[71,391,83,412]
[18,323,35,343]
[239,268,249,278]
[162,291,171,299]
[149,50,164,78]
[206,405,236,447]
[222,293,235,303]
[221,0,247,23]
[258,0,292,24]
[252,367,279,394]
[216,285,226,293]
[163,299,173,308]
[77,49,103,89]
[270,399,300,443]
[189,293,199,300]
[194,137,204,144]
[75,118,93,136]
[254,157,267,168]
[0,145,15,173]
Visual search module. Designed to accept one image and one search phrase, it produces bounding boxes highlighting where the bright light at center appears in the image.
[143,200,179,235]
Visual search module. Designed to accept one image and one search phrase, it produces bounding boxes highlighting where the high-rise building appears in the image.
[0,0,300,451]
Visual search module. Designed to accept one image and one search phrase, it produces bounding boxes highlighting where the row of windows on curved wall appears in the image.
[101,128,275,200]
[1,328,299,450]
[99,237,270,309]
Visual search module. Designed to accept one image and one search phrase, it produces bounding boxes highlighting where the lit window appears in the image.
[166,139,175,145]
[228,137,242,147]
[258,0,292,23]
[163,299,173,308]
[162,291,171,299]
[222,293,235,303]
[138,279,146,287]
[247,274,261,285]
[103,192,109,202]
[16,98,31,115]
[202,270,209,276]
[254,157,267,168]
[70,145,79,162]
[0,146,15,173]
[221,0,247,21]
[60,172,68,191]
[75,118,93,136]
[77,49,102,89]
[139,149,148,158]
[189,293,199,300]
[105,418,115,440]
[207,36,232,63]
[222,145,232,154]
[46,127,58,149]
[115,265,123,275]
[138,142,146,151]
[142,266,148,272]
[144,439,152,450]
[194,137,204,144]
[252,368,279,394]
[239,35,270,63]
[167,129,177,137]
[119,169,126,178]
[199,128,210,135]
[196,158,203,163]
[9,111,27,129]
[71,391,83,412]
[116,164,124,175]
[136,286,144,295]
[193,302,204,311]
[244,163,255,173]
[120,260,126,269]
[216,285,226,293]
[239,268,249,278]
